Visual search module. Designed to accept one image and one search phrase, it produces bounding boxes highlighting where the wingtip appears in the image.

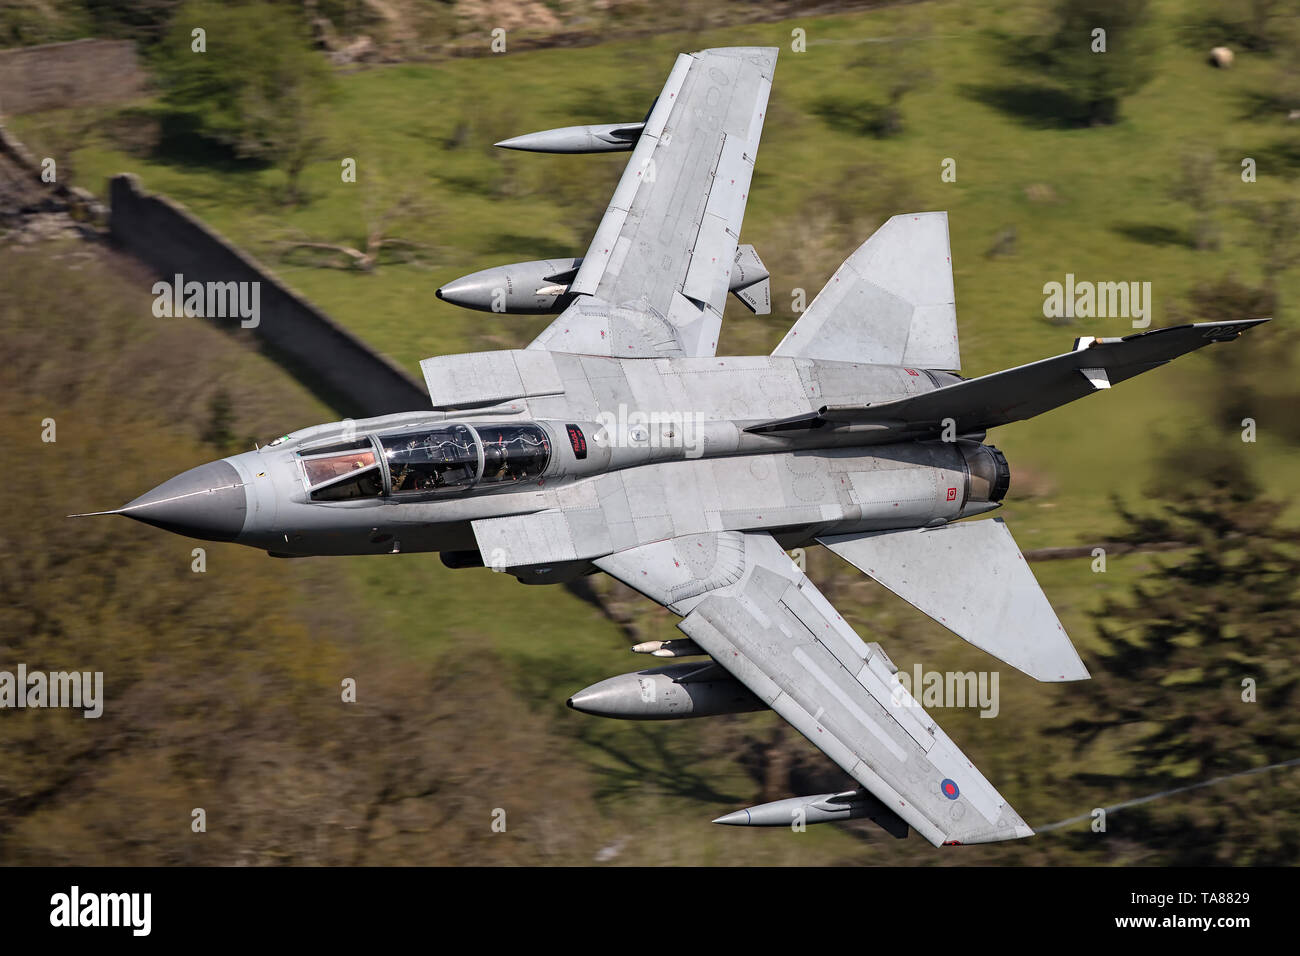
[1216,317,1271,329]
[1037,661,1091,682]
[1199,317,1271,342]
[945,820,1036,845]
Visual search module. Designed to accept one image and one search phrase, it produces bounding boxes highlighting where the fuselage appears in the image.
[121,354,1009,575]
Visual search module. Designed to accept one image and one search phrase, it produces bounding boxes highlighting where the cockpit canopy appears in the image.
[477,424,550,484]
[296,423,551,501]
[383,424,478,495]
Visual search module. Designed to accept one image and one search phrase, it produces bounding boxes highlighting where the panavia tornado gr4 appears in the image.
[82,47,1265,847]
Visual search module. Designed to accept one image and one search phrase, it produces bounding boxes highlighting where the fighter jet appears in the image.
[80,47,1265,846]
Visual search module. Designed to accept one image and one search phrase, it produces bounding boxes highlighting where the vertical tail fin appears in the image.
[773,211,959,370]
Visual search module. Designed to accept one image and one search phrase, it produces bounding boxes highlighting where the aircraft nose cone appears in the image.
[120,460,247,542]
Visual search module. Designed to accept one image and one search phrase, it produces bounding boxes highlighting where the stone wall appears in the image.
[108,173,429,418]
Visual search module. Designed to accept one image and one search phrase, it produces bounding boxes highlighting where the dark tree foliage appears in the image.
[1055,451,1300,863]
[199,388,236,453]
[1180,0,1299,55]
[154,1,336,203]
[1170,273,1300,444]
[1033,0,1157,125]
[82,0,184,44]
[813,24,934,139]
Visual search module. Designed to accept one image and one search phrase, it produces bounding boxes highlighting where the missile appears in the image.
[713,789,910,838]
[437,245,770,316]
[566,661,765,720]
[631,638,705,658]
[494,122,645,154]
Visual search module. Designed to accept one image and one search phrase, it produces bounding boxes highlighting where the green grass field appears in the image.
[9,0,1300,864]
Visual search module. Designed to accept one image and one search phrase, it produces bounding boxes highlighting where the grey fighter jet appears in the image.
[80,47,1265,847]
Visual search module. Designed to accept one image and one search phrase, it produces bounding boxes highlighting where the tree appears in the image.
[273,156,436,273]
[1053,446,1300,863]
[1172,274,1292,438]
[814,23,935,138]
[854,23,935,138]
[1034,0,1156,125]
[155,1,336,204]
[1186,0,1299,55]
[83,0,185,45]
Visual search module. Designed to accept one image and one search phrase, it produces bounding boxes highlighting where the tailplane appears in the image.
[819,518,1089,682]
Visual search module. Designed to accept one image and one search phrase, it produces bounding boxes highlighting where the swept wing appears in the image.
[594,530,1035,846]
[528,47,777,358]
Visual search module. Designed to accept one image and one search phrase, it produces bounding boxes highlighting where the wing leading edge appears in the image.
[529,47,777,359]
[594,530,1035,846]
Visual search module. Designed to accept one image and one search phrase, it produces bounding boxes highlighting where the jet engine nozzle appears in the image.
[959,442,1011,504]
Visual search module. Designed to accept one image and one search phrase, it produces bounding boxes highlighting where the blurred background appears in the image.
[1,0,1298,865]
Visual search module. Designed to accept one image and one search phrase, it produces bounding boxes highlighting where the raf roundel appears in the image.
[941,779,960,800]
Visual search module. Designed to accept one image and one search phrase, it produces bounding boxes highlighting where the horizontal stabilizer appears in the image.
[749,319,1268,438]
[773,211,959,369]
[819,518,1089,682]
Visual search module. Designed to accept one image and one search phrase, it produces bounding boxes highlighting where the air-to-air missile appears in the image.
[437,245,771,315]
[713,789,909,838]
[493,122,645,153]
[566,661,765,720]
